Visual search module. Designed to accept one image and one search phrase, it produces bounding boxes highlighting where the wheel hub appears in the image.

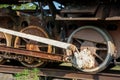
[26,44,39,51]
[72,41,96,69]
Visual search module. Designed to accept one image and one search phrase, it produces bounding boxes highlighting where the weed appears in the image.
[14,68,40,80]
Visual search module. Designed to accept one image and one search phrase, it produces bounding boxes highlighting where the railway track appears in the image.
[0,65,120,80]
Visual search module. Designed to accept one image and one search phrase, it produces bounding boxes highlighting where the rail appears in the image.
[0,65,120,80]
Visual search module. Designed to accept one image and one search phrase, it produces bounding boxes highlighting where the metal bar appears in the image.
[39,69,120,80]
[0,46,63,61]
[0,27,72,50]
[55,15,100,21]
[106,17,120,20]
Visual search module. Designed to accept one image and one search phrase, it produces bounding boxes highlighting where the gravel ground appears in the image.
[0,73,13,80]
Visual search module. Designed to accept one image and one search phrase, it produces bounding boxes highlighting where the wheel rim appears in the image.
[0,32,10,64]
[14,26,52,67]
[67,26,114,73]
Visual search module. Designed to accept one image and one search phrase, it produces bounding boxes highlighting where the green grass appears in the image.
[14,68,40,80]
[111,65,120,70]
[59,62,72,67]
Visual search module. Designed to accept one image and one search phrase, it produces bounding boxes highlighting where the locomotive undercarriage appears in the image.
[0,0,120,74]
[0,21,116,73]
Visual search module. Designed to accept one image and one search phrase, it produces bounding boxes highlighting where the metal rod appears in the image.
[0,27,72,50]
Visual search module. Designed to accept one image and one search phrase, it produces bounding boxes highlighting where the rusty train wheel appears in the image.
[14,26,52,67]
[0,32,12,64]
[67,26,115,73]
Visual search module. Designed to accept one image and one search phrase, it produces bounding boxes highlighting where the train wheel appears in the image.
[14,26,52,67]
[0,32,12,64]
[67,26,115,73]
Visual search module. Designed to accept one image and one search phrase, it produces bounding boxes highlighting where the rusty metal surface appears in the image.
[0,65,120,80]
[0,46,63,62]
[73,28,106,44]
[14,26,52,53]
[40,70,120,80]
[108,23,120,58]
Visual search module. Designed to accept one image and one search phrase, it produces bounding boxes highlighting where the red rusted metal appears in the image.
[0,46,64,62]
[108,22,120,58]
